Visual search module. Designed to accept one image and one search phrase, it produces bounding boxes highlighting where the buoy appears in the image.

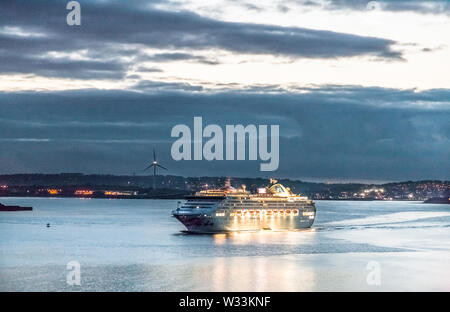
[46,223,50,228]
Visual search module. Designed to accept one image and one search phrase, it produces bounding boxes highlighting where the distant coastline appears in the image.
[1,194,448,204]
[0,173,448,202]
[0,193,188,200]
[0,193,381,201]
[424,197,450,204]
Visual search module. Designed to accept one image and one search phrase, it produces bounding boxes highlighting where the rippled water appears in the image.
[0,198,449,291]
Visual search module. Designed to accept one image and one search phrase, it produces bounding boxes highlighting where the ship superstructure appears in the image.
[172,179,316,233]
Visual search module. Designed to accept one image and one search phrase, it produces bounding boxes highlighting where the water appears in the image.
[0,198,449,291]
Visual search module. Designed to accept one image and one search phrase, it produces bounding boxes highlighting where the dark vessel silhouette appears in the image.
[0,203,32,211]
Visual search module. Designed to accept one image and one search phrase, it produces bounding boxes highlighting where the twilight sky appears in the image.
[0,0,449,182]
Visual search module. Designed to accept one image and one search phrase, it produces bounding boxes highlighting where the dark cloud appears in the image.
[244,3,264,12]
[277,4,291,13]
[323,0,450,14]
[133,80,204,92]
[421,45,445,53]
[140,53,220,65]
[0,86,448,181]
[0,0,402,80]
[0,48,127,79]
[135,66,164,73]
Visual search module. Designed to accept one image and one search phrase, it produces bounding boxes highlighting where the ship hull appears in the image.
[173,204,316,233]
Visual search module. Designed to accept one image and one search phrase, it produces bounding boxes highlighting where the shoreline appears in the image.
[0,194,431,202]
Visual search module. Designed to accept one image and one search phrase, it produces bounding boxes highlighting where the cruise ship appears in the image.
[172,179,316,233]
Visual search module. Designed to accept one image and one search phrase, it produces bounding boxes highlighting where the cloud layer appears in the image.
[0,87,448,181]
[0,0,402,80]
[0,1,448,181]
[293,0,450,14]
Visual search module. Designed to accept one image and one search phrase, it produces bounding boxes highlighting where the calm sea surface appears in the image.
[0,197,449,291]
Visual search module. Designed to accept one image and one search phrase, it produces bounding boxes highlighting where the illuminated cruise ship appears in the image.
[172,179,316,233]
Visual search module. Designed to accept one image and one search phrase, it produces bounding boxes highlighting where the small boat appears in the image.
[0,203,32,211]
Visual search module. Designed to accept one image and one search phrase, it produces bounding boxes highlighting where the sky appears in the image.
[0,0,449,183]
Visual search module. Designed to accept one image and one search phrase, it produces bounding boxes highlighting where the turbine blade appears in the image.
[143,163,155,171]
[157,164,168,170]
[153,149,156,161]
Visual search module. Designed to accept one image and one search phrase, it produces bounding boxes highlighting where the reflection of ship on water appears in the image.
[172,179,316,233]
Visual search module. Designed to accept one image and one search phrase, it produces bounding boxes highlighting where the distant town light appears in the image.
[75,190,93,196]
[104,191,134,196]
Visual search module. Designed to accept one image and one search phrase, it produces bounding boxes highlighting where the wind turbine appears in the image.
[143,149,168,189]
